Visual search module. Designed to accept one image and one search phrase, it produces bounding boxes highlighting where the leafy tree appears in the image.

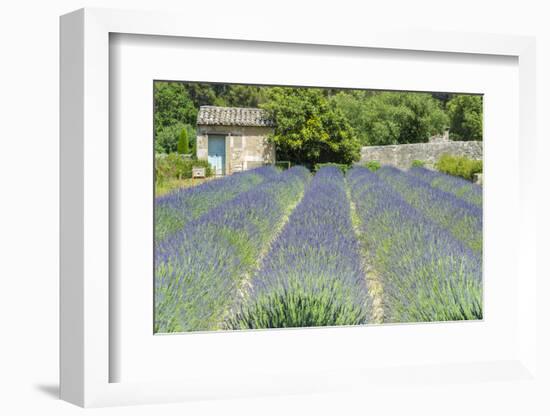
[184,83,221,107]
[260,87,360,166]
[332,91,449,145]
[154,82,197,135]
[183,83,267,108]
[177,128,190,154]
[446,95,483,141]
[156,122,185,154]
[224,85,266,107]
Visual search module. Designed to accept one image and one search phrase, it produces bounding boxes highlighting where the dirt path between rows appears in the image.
[346,183,385,324]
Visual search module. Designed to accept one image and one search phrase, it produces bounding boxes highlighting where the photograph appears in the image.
[153,81,483,333]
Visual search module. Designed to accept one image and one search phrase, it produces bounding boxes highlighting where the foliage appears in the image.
[222,84,267,107]
[228,167,368,329]
[411,159,426,168]
[348,167,482,322]
[177,128,190,154]
[184,83,220,107]
[153,81,482,160]
[365,160,381,172]
[155,123,196,154]
[154,82,197,135]
[260,87,361,167]
[169,82,268,109]
[332,91,449,145]
[435,154,483,181]
[446,95,483,141]
[154,167,310,332]
[314,162,350,174]
[155,154,213,184]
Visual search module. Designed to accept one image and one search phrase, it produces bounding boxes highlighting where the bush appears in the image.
[314,162,350,174]
[411,159,426,168]
[365,160,381,172]
[435,154,482,181]
[155,154,213,183]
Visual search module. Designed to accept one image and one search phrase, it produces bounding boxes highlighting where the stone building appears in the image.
[196,106,276,175]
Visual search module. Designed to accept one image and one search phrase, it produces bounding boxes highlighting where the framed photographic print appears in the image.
[151,79,483,335]
[60,7,539,408]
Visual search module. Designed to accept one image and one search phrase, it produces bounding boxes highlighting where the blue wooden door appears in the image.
[208,135,226,175]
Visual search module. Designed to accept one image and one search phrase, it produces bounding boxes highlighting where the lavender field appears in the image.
[154,165,482,333]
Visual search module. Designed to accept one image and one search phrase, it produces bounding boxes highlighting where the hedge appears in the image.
[314,162,350,174]
[435,154,482,181]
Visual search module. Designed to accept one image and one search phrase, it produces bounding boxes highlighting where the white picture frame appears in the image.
[60,7,538,408]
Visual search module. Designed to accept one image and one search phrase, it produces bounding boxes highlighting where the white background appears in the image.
[1,0,549,415]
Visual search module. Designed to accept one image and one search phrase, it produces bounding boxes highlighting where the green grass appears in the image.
[155,177,218,197]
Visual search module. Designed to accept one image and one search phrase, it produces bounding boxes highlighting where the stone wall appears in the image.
[359,141,483,169]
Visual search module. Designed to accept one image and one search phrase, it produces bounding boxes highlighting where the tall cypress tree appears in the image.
[177,128,190,154]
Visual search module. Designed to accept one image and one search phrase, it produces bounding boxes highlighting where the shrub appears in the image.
[365,160,381,172]
[314,162,350,174]
[177,128,189,154]
[436,154,482,181]
[155,154,213,183]
[411,159,426,168]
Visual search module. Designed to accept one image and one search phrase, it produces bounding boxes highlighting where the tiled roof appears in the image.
[197,106,275,127]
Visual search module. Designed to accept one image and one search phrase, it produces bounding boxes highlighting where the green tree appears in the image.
[156,123,196,154]
[446,95,483,141]
[177,128,190,154]
[224,85,266,107]
[261,87,360,166]
[184,83,221,107]
[332,91,449,145]
[154,82,197,133]
[156,122,185,153]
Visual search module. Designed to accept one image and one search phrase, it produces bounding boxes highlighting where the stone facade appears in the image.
[359,141,483,170]
[196,125,275,175]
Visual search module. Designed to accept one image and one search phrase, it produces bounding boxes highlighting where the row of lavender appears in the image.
[349,167,482,322]
[377,166,483,254]
[155,166,279,243]
[227,167,369,329]
[154,166,310,332]
[408,166,482,207]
